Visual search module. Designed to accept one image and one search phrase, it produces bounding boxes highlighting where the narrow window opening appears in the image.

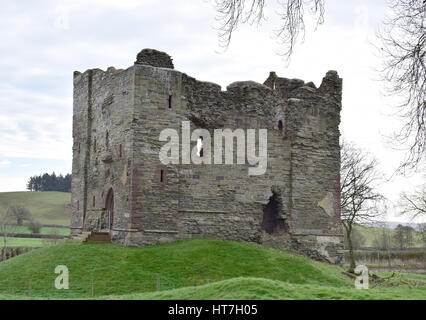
[278,120,283,132]
[77,200,80,211]
[94,139,97,153]
[168,95,172,108]
[119,144,122,158]
[197,136,204,157]
[92,195,96,208]
[106,132,109,149]
[160,169,164,183]
[78,142,80,155]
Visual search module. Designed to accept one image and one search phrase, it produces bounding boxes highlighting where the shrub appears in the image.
[28,221,42,234]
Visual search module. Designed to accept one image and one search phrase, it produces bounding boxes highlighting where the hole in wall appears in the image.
[261,191,282,234]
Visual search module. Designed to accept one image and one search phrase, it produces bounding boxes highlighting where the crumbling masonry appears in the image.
[71,49,344,264]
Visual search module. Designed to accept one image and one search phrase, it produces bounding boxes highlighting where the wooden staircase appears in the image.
[70,231,111,243]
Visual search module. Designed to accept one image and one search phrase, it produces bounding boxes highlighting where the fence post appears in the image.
[28,280,31,297]
[156,278,160,291]
[387,250,391,268]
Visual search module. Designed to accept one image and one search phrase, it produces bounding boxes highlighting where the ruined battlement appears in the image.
[135,48,174,69]
[71,49,344,264]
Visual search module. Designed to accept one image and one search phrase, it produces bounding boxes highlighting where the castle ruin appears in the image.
[71,49,344,264]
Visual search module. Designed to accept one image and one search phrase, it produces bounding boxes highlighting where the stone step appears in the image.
[85,231,111,243]
[70,231,92,243]
[91,232,110,236]
[70,231,111,243]
[88,237,110,242]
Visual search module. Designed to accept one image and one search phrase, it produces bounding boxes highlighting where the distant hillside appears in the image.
[0,192,70,226]
[353,224,424,248]
[363,221,422,230]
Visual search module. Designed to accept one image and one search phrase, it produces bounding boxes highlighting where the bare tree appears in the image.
[340,141,386,272]
[7,205,32,226]
[378,0,426,171]
[344,227,365,250]
[398,183,426,220]
[418,222,426,247]
[393,224,415,249]
[0,205,18,261]
[373,225,393,251]
[214,0,325,58]
[393,224,405,249]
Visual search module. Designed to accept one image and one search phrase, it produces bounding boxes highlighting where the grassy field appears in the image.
[0,192,70,226]
[2,226,70,236]
[0,239,424,300]
[3,225,70,236]
[354,224,424,248]
[0,237,45,247]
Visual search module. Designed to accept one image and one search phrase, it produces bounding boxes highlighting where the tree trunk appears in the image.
[344,225,356,273]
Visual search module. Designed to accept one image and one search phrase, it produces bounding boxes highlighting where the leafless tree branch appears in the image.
[378,0,426,172]
[398,184,426,220]
[214,0,325,58]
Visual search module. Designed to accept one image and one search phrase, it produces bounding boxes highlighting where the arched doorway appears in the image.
[104,189,114,232]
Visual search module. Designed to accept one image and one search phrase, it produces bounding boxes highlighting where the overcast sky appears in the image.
[0,0,424,222]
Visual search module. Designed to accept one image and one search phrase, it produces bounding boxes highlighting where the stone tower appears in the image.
[71,49,344,264]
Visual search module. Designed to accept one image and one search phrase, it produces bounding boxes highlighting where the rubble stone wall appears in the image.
[71,49,344,264]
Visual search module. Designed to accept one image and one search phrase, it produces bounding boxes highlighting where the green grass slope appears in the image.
[0,239,351,298]
[110,277,426,300]
[0,191,70,225]
[0,239,424,300]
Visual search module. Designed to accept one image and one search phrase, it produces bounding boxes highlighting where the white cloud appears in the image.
[0,0,423,223]
[0,160,11,168]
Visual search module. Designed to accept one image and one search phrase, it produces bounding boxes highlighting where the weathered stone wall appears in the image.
[72,49,344,264]
[71,66,135,233]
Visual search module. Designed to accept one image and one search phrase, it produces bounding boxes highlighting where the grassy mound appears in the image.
[108,277,426,300]
[0,191,70,225]
[0,239,351,298]
[0,239,424,299]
